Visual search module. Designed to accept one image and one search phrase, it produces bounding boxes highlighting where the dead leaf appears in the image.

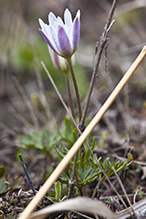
[26,197,114,219]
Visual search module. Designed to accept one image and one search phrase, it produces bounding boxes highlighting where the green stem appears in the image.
[65,74,75,120]
[67,58,82,122]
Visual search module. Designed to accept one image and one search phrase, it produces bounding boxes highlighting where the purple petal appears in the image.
[39,29,58,54]
[58,26,72,58]
[72,17,80,53]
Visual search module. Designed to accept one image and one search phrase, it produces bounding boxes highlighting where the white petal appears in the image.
[75,10,80,19]
[64,8,72,27]
[48,25,60,53]
[56,17,64,26]
[38,18,45,29]
[40,22,57,50]
[64,26,73,51]
[39,19,51,42]
[48,12,57,25]
[42,23,50,37]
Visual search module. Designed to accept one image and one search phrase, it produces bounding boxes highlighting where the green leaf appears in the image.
[60,172,69,183]
[73,129,78,143]
[98,139,104,149]
[91,155,102,169]
[0,178,7,193]
[78,167,84,182]
[84,166,92,180]
[85,118,92,145]
[54,181,61,202]
[84,169,100,185]
[101,160,131,182]
[62,117,76,145]
[115,161,129,173]
[78,166,92,182]
[74,186,81,196]
[54,146,65,160]
[19,132,44,150]
[18,127,63,153]
[0,166,5,178]
[60,142,69,154]
[42,128,51,145]
[48,181,67,203]
[43,128,62,147]
[9,176,22,192]
[60,195,67,202]
[54,145,73,165]
[102,157,110,169]
[84,137,96,167]
[78,168,101,186]
[64,117,74,135]
[7,213,16,219]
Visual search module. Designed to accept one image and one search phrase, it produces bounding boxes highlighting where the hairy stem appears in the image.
[65,74,75,120]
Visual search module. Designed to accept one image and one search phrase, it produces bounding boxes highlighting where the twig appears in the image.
[80,0,117,127]
[18,45,146,219]
[19,154,36,196]
[91,178,102,199]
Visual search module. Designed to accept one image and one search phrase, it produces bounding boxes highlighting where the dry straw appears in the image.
[18,46,146,219]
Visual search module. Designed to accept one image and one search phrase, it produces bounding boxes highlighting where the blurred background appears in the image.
[0,0,146,133]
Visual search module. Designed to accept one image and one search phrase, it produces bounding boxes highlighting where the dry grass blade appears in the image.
[26,197,114,219]
[112,167,134,216]
[18,46,146,219]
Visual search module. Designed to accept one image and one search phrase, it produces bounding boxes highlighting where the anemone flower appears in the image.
[39,9,80,59]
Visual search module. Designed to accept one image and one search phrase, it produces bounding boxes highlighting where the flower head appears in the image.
[39,8,80,59]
